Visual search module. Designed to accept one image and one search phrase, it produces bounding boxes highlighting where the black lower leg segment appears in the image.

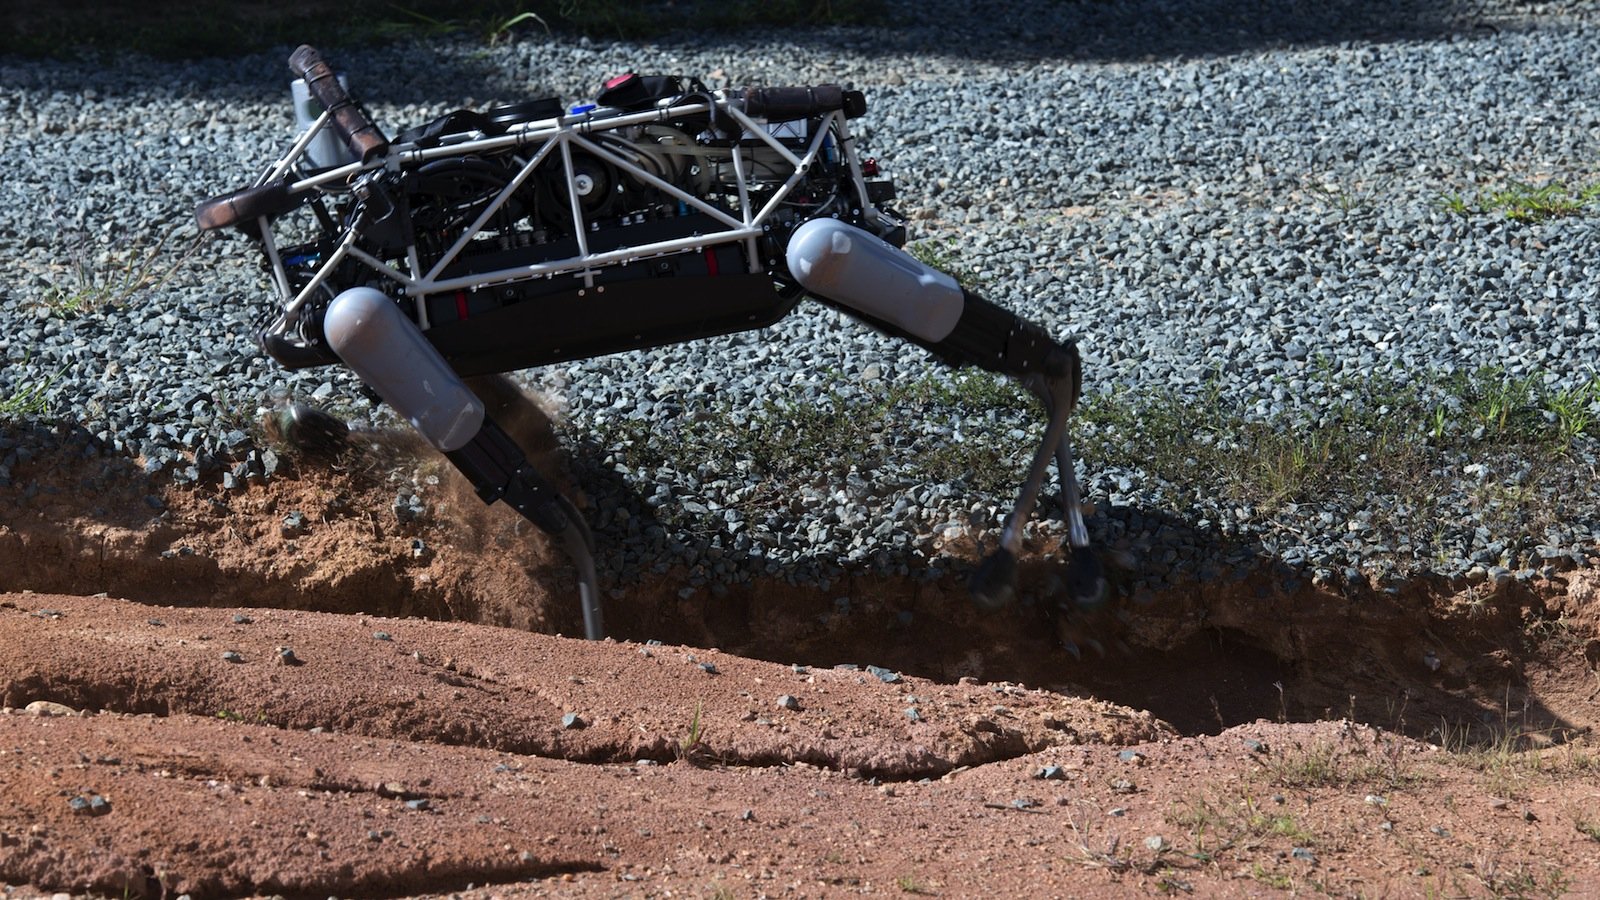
[927,289,1078,386]
[445,420,571,535]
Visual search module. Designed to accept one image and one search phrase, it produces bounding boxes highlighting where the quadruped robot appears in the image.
[196,46,1105,644]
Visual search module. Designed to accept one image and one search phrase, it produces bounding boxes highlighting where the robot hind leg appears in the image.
[785,218,1104,613]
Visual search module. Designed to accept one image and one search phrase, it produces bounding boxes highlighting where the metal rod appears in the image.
[1054,432,1090,549]
[999,383,1073,556]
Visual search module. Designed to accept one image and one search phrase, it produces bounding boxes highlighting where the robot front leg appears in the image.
[785,219,1106,612]
[321,287,605,639]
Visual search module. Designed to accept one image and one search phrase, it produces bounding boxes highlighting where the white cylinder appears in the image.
[291,75,357,170]
[785,218,964,342]
[323,288,485,452]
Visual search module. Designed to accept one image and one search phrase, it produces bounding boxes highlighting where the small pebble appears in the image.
[866,665,902,684]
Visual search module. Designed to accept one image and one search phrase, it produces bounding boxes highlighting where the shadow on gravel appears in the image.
[835,0,1516,63]
[14,0,1527,106]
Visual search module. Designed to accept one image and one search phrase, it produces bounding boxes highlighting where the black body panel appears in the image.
[423,272,798,376]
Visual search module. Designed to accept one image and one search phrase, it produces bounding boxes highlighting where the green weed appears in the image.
[488,10,551,42]
[1543,378,1600,443]
[1068,362,1597,555]
[1168,792,1314,860]
[677,700,710,763]
[594,369,1036,513]
[1468,854,1570,899]
[1262,740,1345,788]
[1308,180,1373,215]
[1441,179,1600,222]
[895,873,935,894]
[387,5,551,43]
[905,238,988,288]
[0,369,58,420]
[1250,864,1294,890]
[40,225,192,318]
[1483,181,1600,221]
[1077,369,1427,514]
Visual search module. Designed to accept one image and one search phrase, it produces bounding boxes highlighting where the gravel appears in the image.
[4,0,1600,598]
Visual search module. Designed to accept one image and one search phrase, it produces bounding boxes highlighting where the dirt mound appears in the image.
[0,594,1168,776]
[3,419,1600,895]
[3,605,1598,897]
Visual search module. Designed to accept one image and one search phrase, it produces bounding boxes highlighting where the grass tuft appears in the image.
[1441,179,1600,222]
[0,370,59,420]
[595,368,1038,521]
[677,700,712,764]
[895,873,935,894]
[905,238,989,288]
[39,224,194,319]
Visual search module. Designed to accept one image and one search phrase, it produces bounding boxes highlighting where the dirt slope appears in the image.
[2,425,1599,897]
[2,590,1599,899]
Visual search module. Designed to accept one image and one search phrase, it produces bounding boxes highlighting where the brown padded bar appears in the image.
[194,179,295,231]
[288,45,388,163]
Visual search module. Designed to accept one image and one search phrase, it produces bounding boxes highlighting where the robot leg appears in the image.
[322,287,605,639]
[785,219,1104,612]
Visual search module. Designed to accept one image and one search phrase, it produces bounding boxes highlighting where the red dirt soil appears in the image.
[2,411,1599,897]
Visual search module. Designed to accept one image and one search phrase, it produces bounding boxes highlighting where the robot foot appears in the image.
[263,401,351,458]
